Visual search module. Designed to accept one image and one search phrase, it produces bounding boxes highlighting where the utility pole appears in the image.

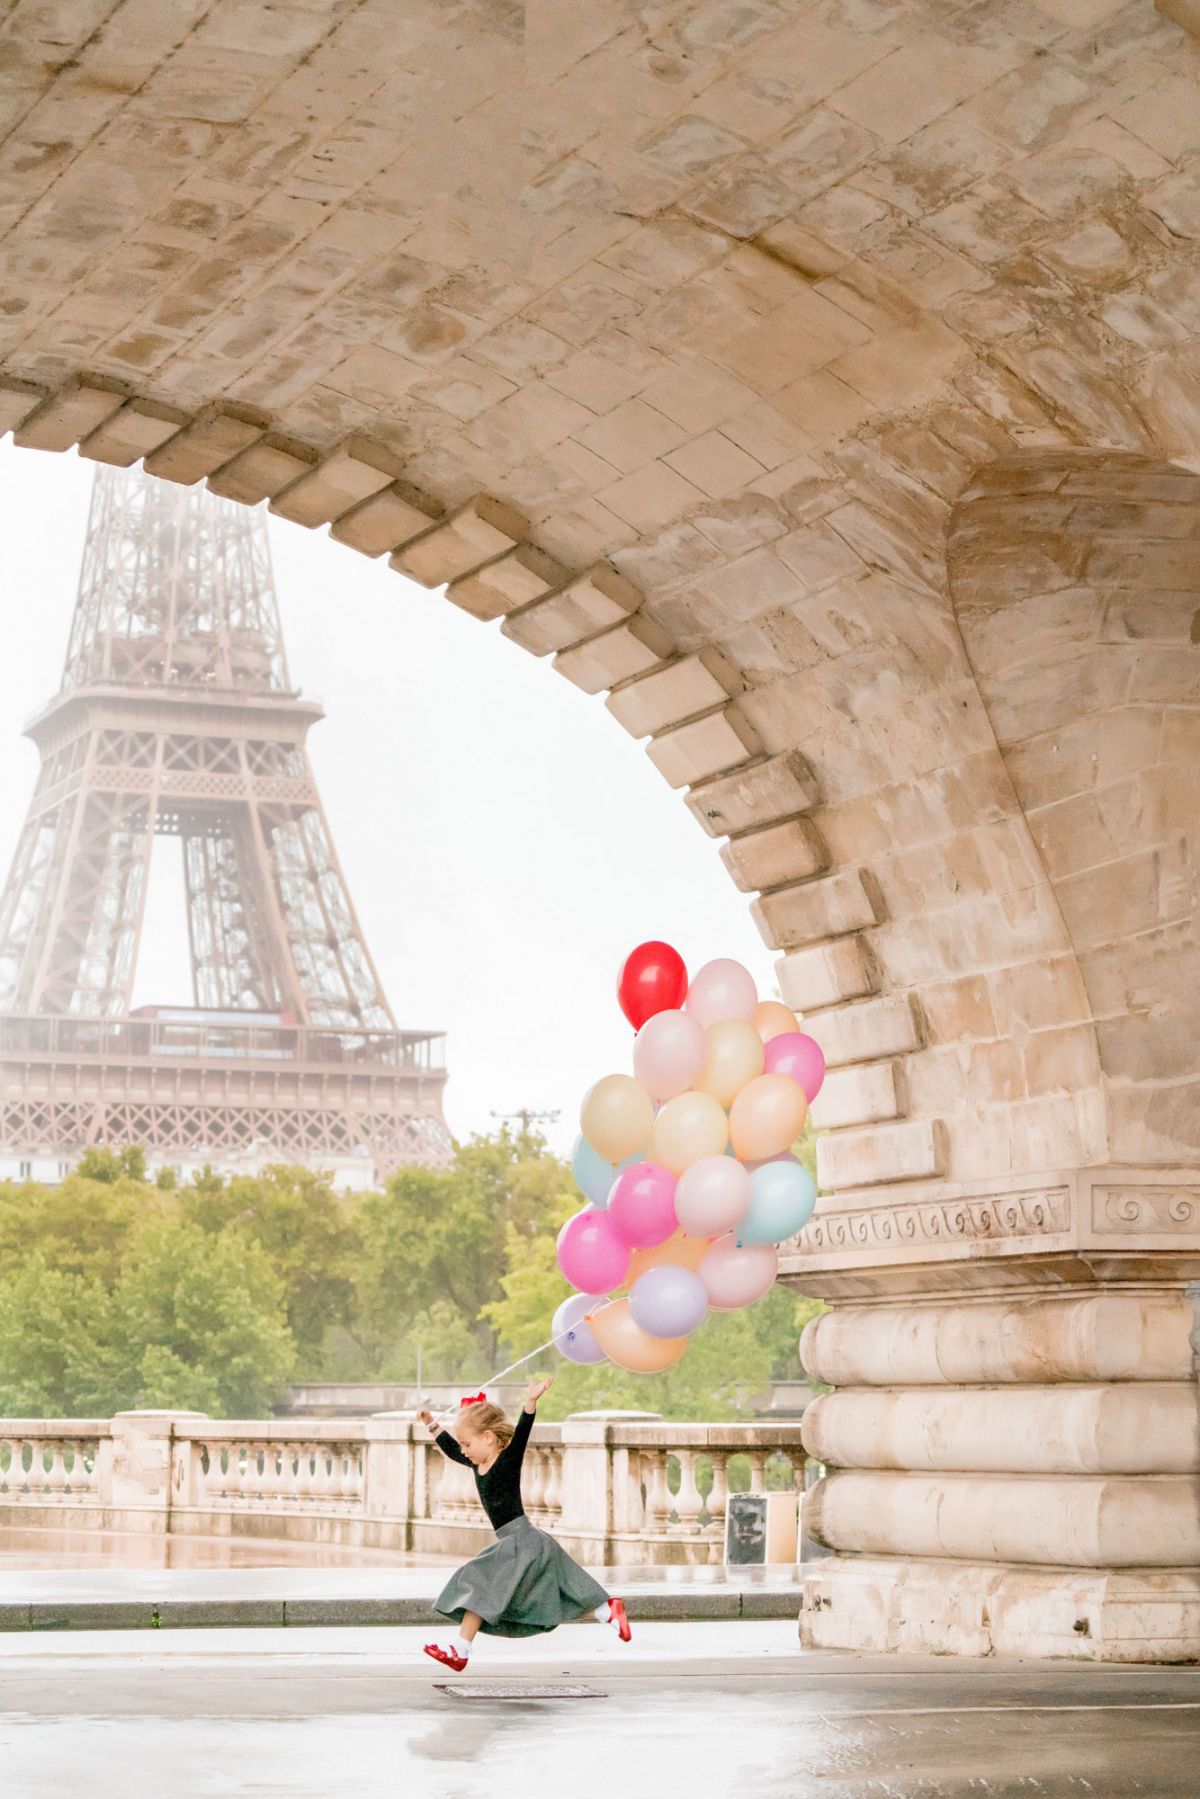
[490,1108,561,1133]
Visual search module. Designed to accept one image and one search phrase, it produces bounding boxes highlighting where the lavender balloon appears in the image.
[629,1265,709,1339]
[551,1293,607,1365]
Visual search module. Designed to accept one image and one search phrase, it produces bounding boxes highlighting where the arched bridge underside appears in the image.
[0,0,1197,1659]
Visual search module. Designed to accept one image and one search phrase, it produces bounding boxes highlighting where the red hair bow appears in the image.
[459,1392,486,1407]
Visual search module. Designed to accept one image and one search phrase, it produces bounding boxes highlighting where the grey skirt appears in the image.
[434,1515,609,1639]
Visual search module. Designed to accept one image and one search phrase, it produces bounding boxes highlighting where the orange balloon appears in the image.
[729,1073,808,1161]
[590,1298,688,1373]
[652,1090,728,1173]
[628,1228,711,1282]
[694,1019,764,1107]
[754,1000,799,1042]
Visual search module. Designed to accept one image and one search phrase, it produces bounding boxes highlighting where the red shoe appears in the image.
[423,1641,468,1672]
[609,1598,631,1643]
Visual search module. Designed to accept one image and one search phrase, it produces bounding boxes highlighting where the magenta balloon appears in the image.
[556,1207,632,1295]
[632,1009,706,1102]
[674,1153,751,1237]
[698,1232,778,1310]
[607,1161,679,1250]
[763,1031,826,1103]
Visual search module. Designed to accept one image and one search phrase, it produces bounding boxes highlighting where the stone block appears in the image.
[720,817,828,893]
[817,1118,945,1189]
[810,1061,903,1131]
[14,379,127,453]
[271,436,405,528]
[143,404,270,486]
[391,496,529,587]
[646,706,762,789]
[606,648,743,738]
[446,544,568,622]
[553,616,675,694]
[207,435,319,505]
[776,937,878,1012]
[686,752,819,838]
[0,378,44,437]
[805,994,925,1067]
[752,869,883,950]
[329,483,442,557]
[501,563,644,656]
[79,399,191,468]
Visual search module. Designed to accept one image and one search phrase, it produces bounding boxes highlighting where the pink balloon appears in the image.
[674,1154,751,1237]
[763,1031,826,1103]
[633,1009,706,1102]
[698,1232,778,1310]
[684,958,757,1029]
[556,1207,632,1295]
[608,1161,679,1249]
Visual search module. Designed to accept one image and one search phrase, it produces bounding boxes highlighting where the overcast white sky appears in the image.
[0,441,776,1156]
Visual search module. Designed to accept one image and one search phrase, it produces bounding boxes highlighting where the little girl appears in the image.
[418,1375,631,1670]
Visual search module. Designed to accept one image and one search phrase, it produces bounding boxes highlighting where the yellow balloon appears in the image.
[729,1073,808,1161]
[580,1073,654,1161]
[652,1089,729,1174]
[590,1298,688,1373]
[754,1000,799,1043]
[694,1019,764,1107]
[628,1228,711,1283]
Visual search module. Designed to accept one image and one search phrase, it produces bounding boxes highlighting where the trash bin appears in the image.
[725,1491,798,1565]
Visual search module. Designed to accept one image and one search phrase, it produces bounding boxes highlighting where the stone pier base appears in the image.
[800,1558,1200,1664]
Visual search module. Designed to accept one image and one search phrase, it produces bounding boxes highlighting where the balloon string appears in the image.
[429,1297,620,1424]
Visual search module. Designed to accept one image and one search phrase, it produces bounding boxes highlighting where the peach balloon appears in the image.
[729,1073,808,1161]
[699,1233,778,1310]
[754,1000,799,1043]
[652,1089,729,1174]
[628,1228,711,1282]
[694,1019,765,1107]
[590,1298,688,1372]
[580,1073,654,1162]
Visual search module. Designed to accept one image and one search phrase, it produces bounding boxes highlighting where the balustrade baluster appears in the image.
[746,1450,768,1496]
[706,1451,730,1552]
[672,1450,706,1537]
[644,1450,673,1536]
[541,1446,563,1522]
[524,1447,548,1520]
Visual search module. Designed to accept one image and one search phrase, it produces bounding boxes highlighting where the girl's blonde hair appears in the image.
[457,1401,514,1448]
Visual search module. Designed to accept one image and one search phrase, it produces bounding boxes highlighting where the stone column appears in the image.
[109,1410,208,1534]
[775,453,1200,1661]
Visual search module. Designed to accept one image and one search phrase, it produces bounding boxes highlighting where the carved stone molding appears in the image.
[1090,1186,1200,1236]
[798,1187,1072,1255]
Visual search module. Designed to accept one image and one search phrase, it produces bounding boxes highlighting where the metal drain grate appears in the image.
[436,1683,606,1701]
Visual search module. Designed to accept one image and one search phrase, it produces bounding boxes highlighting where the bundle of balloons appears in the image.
[552,941,825,1375]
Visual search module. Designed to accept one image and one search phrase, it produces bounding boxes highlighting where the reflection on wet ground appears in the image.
[0,1527,453,1569]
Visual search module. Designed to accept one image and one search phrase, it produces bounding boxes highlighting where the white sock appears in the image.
[452,1637,472,1659]
[594,1602,613,1626]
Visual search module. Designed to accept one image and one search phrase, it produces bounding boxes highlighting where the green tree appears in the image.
[109,1220,295,1415]
[179,1165,357,1371]
[0,1255,118,1415]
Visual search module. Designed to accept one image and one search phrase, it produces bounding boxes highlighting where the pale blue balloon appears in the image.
[571,1135,643,1209]
[741,1159,817,1245]
[629,1265,709,1339]
[552,1292,607,1364]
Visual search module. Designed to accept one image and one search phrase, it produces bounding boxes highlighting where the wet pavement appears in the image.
[0,1621,1195,1797]
[0,1525,454,1569]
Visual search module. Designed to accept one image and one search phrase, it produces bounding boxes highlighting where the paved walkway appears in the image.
[0,1561,799,1629]
[0,1622,1195,1798]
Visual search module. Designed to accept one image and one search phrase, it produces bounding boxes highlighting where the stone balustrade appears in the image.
[0,1412,805,1567]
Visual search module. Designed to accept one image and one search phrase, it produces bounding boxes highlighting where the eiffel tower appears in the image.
[0,465,450,1185]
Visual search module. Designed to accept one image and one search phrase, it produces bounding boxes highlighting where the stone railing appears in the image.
[0,1411,806,1566]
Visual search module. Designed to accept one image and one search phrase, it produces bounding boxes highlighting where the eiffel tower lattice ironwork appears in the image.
[0,464,450,1181]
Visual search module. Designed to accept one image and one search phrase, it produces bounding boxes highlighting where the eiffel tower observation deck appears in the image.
[0,466,450,1188]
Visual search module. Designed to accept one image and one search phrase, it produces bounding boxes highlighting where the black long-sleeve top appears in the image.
[434,1406,534,1531]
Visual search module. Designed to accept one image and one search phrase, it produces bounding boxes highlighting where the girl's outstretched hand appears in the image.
[526,1375,554,1409]
[417,1408,435,1429]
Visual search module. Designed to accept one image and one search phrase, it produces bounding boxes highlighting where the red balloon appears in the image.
[617,941,688,1030]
